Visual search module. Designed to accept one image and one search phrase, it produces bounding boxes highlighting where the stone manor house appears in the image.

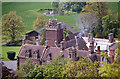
[17,19,120,68]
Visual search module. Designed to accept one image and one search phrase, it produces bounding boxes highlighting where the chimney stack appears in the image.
[60,40,65,50]
[88,33,93,42]
[36,39,40,45]
[45,40,48,47]
[54,41,59,47]
[22,38,25,45]
[68,47,77,61]
[89,39,94,54]
[108,33,114,43]
[75,36,79,49]
[97,46,100,54]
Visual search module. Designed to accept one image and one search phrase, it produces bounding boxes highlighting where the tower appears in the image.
[46,19,63,47]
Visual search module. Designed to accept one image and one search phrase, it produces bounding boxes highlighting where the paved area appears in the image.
[2,60,17,71]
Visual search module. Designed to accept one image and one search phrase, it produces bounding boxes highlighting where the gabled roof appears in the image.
[17,44,45,58]
[26,22,78,35]
[26,25,48,35]
[65,37,88,50]
[62,22,78,33]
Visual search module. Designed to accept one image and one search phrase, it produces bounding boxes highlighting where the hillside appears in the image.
[2,2,78,33]
[2,2,118,33]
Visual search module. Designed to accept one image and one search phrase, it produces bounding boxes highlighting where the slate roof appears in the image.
[18,44,45,58]
[89,53,101,63]
[62,22,78,33]
[18,44,90,62]
[65,37,88,50]
[26,22,78,35]
[26,26,47,35]
[65,33,78,40]
[18,35,89,61]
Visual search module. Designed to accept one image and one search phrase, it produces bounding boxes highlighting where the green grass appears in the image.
[108,2,118,13]
[2,2,78,33]
[1,46,21,61]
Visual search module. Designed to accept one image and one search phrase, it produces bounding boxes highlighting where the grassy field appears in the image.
[2,2,118,33]
[1,46,21,61]
[2,2,78,33]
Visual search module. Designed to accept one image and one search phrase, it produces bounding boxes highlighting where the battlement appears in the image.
[46,19,63,30]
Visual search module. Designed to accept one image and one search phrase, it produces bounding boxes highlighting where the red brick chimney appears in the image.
[46,19,63,47]
[97,46,101,54]
[60,40,66,50]
[109,50,115,63]
[89,39,94,54]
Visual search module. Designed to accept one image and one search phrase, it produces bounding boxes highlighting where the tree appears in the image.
[0,19,2,43]
[2,11,24,42]
[15,58,36,77]
[33,14,48,45]
[33,14,48,30]
[62,57,100,77]
[102,15,119,38]
[98,43,120,77]
[51,2,59,9]
[81,2,110,37]
[25,55,67,78]
[63,26,73,39]
[40,29,46,45]
[63,2,86,13]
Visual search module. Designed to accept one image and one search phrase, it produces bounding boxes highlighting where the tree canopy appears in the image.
[33,14,48,45]
[2,11,24,42]
[33,14,48,30]
[81,2,112,38]
[102,14,119,38]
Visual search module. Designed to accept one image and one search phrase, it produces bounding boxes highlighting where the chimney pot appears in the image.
[45,40,48,47]
[97,46,100,54]
[108,33,114,43]
[54,41,59,47]
[89,39,94,54]
[60,41,65,50]
[88,33,93,42]
[36,39,40,45]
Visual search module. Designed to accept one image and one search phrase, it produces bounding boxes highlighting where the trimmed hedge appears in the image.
[7,51,16,60]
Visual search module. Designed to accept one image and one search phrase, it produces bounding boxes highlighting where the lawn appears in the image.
[1,46,21,61]
[2,2,78,33]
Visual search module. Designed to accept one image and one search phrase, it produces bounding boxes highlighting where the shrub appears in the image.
[7,51,16,60]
